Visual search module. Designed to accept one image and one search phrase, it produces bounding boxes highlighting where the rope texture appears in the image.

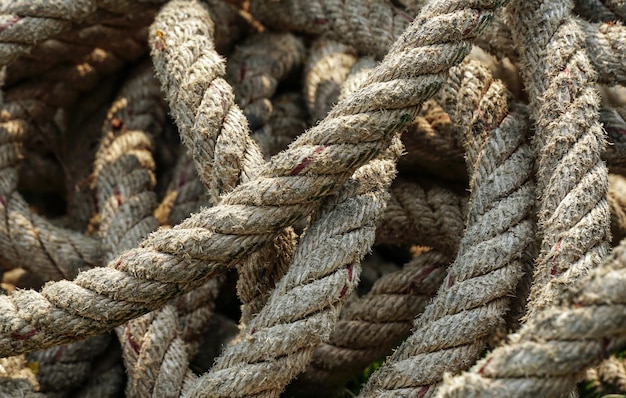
[360,60,535,397]
[0,0,507,357]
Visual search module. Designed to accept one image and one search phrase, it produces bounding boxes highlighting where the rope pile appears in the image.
[1,0,626,397]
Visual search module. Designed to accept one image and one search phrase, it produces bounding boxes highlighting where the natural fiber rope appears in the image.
[609,174,626,244]
[150,0,296,328]
[249,0,413,59]
[250,91,308,158]
[154,150,208,227]
[25,334,111,395]
[226,31,305,130]
[435,228,626,397]
[304,39,357,123]
[291,250,450,396]
[586,356,626,394]
[582,18,626,86]
[575,0,622,22]
[183,138,402,398]
[360,60,535,397]
[0,0,167,67]
[0,355,42,397]
[0,45,136,281]
[508,0,610,319]
[0,0,506,357]
[376,180,466,256]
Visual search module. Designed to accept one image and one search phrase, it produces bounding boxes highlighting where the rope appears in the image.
[0,43,138,281]
[376,180,466,256]
[183,138,403,398]
[291,250,450,396]
[0,0,507,358]
[575,0,622,21]
[507,0,610,319]
[360,60,535,397]
[249,0,413,59]
[0,0,166,67]
[609,174,626,244]
[435,229,626,397]
[226,32,305,130]
[304,39,357,122]
[582,19,626,86]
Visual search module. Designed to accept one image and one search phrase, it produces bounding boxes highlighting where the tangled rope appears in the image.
[3,0,626,396]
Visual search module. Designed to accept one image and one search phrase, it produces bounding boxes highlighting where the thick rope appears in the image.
[0,46,136,281]
[582,19,626,86]
[249,0,413,59]
[304,39,357,123]
[250,91,308,158]
[0,0,507,357]
[226,32,305,130]
[183,138,402,398]
[291,250,449,396]
[376,180,466,256]
[150,0,296,328]
[508,0,610,319]
[0,0,167,66]
[435,230,626,397]
[360,60,535,397]
[575,0,622,21]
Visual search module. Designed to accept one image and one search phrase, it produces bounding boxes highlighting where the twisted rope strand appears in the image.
[291,250,450,396]
[0,0,506,357]
[508,0,611,319]
[226,32,305,130]
[360,60,535,397]
[184,138,402,398]
[250,0,413,59]
[376,180,466,256]
[435,227,626,397]
[0,0,166,66]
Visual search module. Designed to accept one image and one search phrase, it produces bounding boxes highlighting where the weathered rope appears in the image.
[0,0,167,67]
[360,60,535,397]
[304,39,357,123]
[0,355,41,397]
[249,0,412,59]
[183,138,402,398]
[291,250,450,396]
[609,174,626,244]
[226,31,305,130]
[150,0,296,328]
[508,0,610,319]
[582,19,626,86]
[435,228,626,397]
[587,356,626,394]
[0,46,135,281]
[575,0,622,22]
[0,0,507,357]
[376,180,466,256]
[25,334,111,395]
[154,150,207,227]
[250,91,308,158]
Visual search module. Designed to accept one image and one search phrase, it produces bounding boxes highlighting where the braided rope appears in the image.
[0,0,506,357]
[508,0,610,319]
[360,60,535,397]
